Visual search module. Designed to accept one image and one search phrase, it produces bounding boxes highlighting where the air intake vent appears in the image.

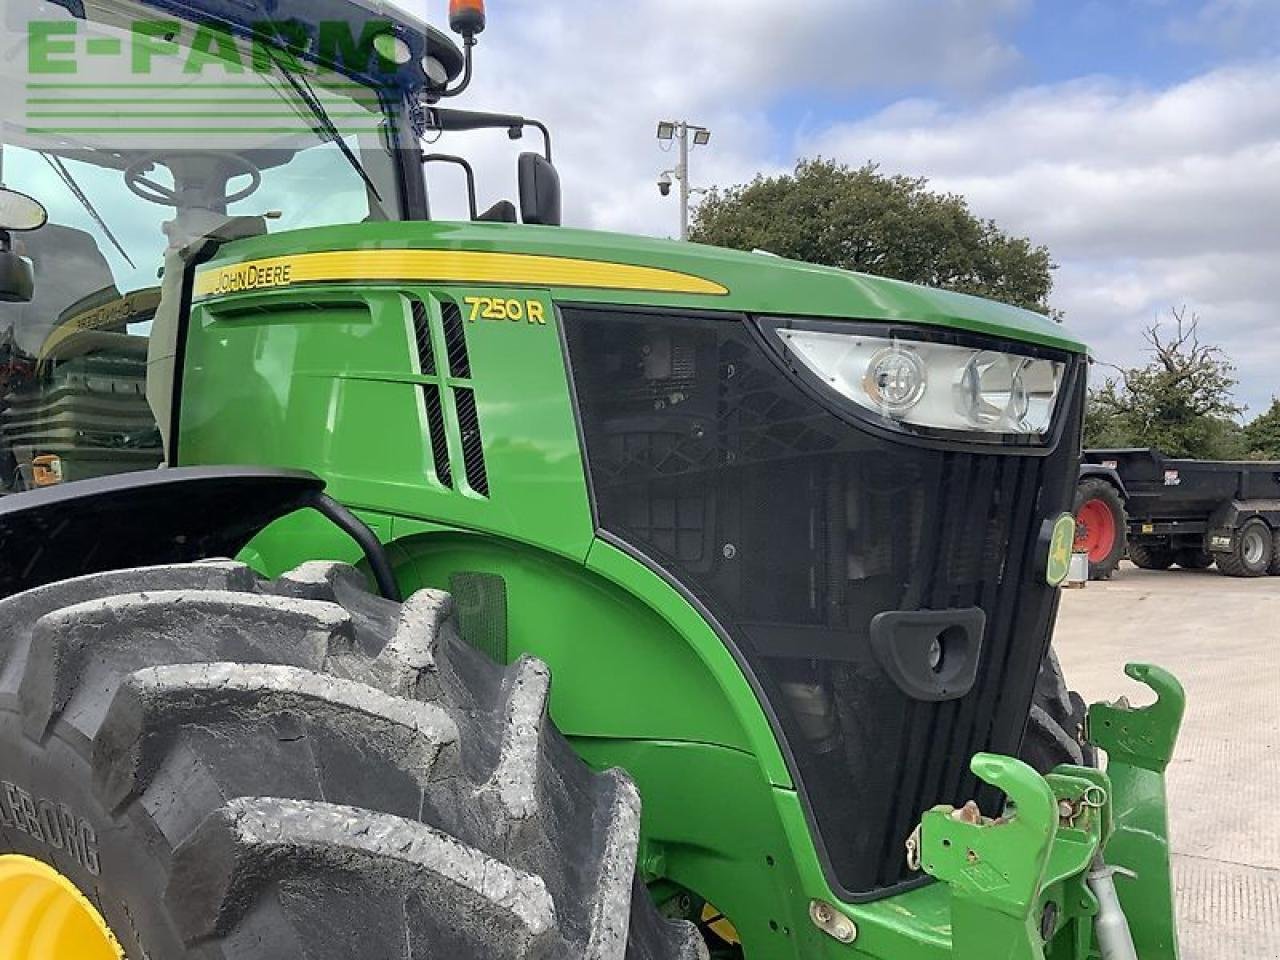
[422,385,452,488]
[409,295,489,499]
[454,387,489,496]
[442,300,471,379]
[410,299,435,375]
[449,572,508,663]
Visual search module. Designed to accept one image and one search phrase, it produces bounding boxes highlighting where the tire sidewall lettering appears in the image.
[0,779,100,875]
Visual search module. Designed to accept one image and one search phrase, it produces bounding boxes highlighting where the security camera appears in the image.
[657,171,673,197]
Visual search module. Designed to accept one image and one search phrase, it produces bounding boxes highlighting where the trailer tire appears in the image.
[1270,531,1280,576]
[1019,648,1095,774]
[1175,549,1214,570]
[1127,541,1174,570]
[1073,479,1127,580]
[1216,518,1273,578]
[0,561,705,960]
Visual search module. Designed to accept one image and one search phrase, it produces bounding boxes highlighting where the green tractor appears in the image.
[0,2,1184,958]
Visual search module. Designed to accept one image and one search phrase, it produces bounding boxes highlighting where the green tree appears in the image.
[1085,308,1244,458]
[1243,399,1280,459]
[690,158,1056,312]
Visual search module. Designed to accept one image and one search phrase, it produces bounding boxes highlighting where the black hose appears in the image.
[307,492,402,602]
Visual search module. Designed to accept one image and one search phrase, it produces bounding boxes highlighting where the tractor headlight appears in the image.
[774,326,1065,441]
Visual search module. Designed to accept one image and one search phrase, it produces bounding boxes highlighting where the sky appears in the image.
[401,0,1280,416]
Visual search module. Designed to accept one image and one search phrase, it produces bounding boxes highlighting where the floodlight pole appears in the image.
[658,120,711,241]
[677,123,691,241]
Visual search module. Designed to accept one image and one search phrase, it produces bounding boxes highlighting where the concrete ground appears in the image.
[1056,562,1279,960]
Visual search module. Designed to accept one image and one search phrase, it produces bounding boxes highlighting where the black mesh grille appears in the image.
[422,385,452,488]
[563,307,1083,898]
[410,299,435,375]
[442,299,471,379]
[454,386,489,496]
[450,572,508,663]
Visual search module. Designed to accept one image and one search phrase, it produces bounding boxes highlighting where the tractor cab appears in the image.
[0,0,552,488]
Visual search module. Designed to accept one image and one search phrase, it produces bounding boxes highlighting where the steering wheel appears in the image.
[124,152,262,208]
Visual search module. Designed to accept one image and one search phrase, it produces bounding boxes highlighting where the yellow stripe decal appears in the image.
[193,250,729,299]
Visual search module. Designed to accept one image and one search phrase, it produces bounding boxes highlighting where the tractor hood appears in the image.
[195,221,1089,354]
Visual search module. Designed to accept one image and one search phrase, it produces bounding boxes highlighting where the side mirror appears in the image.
[0,188,49,233]
[517,153,561,227]
[0,188,47,303]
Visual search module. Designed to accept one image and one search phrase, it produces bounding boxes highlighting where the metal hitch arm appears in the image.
[1087,663,1186,960]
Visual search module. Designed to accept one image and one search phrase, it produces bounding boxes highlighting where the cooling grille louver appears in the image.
[410,299,435,375]
[410,295,488,498]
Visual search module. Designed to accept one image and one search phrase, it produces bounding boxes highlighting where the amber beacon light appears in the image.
[449,0,487,37]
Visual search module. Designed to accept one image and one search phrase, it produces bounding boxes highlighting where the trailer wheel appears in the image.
[1216,518,1273,578]
[1127,541,1174,570]
[1073,479,1126,580]
[0,561,705,960]
[1174,549,1214,570]
[1020,649,1095,774]
[1269,532,1280,576]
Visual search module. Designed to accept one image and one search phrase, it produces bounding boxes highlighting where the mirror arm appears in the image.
[427,109,554,164]
[422,153,478,220]
[526,120,553,163]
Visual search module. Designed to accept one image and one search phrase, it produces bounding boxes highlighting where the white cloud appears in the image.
[804,62,1280,410]
[1168,0,1280,57]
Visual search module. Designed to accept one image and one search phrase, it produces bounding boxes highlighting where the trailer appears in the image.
[1085,448,1280,577]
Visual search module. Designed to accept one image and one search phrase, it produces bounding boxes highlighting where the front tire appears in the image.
[1019,648,1095,774]
[1073,479,1127,580]
[1217,518,1273,578]
[0,561,704,960]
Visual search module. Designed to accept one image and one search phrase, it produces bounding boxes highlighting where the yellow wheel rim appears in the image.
[700,902,741,946]
[0,855,124,960]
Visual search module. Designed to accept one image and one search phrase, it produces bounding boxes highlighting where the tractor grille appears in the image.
[856,450,1061,889]
[563,306,1083,898]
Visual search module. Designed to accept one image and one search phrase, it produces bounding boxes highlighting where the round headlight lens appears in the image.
[864,347,925,413]
[955,353,1042,432]
[956,352,1019,426]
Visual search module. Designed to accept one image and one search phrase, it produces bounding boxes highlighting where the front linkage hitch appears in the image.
[912,663,1185,960]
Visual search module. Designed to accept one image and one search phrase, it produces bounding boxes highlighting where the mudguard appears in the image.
[0,466,399,600]
[1078,463,1128,500]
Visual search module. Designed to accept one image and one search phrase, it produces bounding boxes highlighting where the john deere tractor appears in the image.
[0,2,1184,958]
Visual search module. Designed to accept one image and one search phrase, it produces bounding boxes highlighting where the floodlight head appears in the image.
[657,121,676,141]
[693,128,711,146]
